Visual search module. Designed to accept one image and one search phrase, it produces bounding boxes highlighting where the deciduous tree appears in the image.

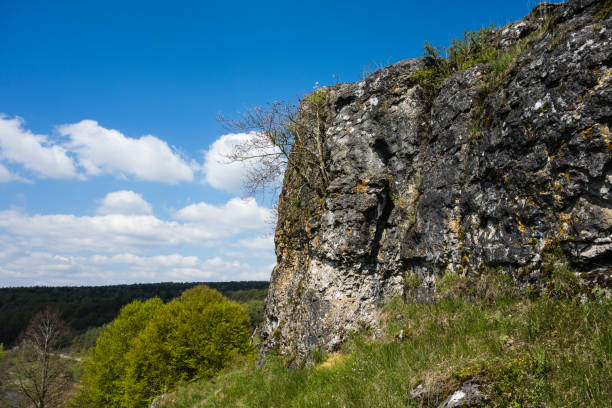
[14,309,70,408]
[78,286,251,408]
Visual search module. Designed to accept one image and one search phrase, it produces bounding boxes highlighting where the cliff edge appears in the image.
[261,0,612,363]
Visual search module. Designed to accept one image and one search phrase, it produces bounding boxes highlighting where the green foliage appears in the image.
[540,247,581,300]
[69,325,106,355]
[454,352,548,407]
[0,343,4,361]
[412,26,498,91]
[307,88,326,105]
[594,0,612,21]
[413,168,421,187]
[78,286,251,408]
[403,274,420,289]
[0,281,267,347]
[446,27,498,71]
[157,268,611,408]
[79,297,163,408]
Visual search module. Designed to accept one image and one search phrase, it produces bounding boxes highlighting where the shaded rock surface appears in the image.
[261,0,612,361]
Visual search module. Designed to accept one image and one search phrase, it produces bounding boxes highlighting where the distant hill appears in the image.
[0,281,268,347]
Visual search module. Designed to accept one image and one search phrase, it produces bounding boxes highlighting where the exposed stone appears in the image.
[409,384,425,400]
[260,0,612,362]
[149,393,168,408]
[437,383,486,408]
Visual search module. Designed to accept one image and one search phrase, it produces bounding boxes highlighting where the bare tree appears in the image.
[14,309,70,408]
[218,89,330,199]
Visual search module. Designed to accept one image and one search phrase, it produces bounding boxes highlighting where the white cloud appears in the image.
[202,132,252,193]
[97,190,153,215]
[202,132,282,194]
[0,115,80,179]
[0,163,30,183]
[0,194,277,285]
[223,235,276,260]
[0,198,276,285]
[174,197,271,232]
[0,251,271,286]
[0,196,272,255]
[0,115,201,184]
[0,210,215,253]
[58,120,194,183]
[233,235,274,251]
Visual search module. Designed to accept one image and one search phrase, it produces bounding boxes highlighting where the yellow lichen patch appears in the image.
[355,178,368,194]
[601,125,612,150]
[521,125,533,136]
[527,196,536,206]
[556,213,573,237]
[448,217,461,235]
[594,67,612,91]
[517,217,527,233]
[347,227,353,236]
[581,126,593,140]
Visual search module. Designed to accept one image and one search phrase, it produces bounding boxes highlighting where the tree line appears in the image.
[1,285,256,408]
[0,281,268,347]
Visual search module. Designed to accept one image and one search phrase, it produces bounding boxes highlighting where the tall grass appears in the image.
[160,267,611,408]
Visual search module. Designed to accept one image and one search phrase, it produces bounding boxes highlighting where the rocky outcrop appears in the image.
[261,0,612,362]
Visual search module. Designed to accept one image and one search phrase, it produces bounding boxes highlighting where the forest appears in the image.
[0,283,269,407]
[0,281,268,347]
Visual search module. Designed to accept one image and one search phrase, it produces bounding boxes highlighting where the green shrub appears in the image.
[78,297,163,407]
[69,325,106,355]
[77,286,251,408]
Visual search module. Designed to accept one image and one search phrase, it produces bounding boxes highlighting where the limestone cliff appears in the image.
[260,0,612,362]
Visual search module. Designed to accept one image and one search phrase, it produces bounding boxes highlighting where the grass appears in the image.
[158,262,611,408]
[411,26,499,92]
[594,0,612,22]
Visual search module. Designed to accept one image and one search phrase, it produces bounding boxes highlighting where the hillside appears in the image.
[157,258,611,407]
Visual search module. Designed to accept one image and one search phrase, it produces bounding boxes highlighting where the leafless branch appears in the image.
[14,309,70,408]
[217,92,329,202]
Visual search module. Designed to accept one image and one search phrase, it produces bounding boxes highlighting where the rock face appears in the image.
[260,0,612,362]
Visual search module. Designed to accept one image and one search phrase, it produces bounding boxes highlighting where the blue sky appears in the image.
[0,0,549,286]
